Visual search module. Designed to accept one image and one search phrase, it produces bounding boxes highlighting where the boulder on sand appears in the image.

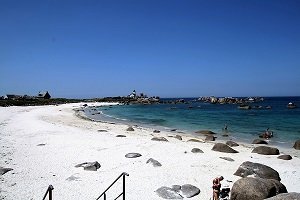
[146,158,162,167]
[156,184,200,199]
[191,148,204,153]
[126,126,135,131]
[293,140,300,150]
[226,141,239,147]
[151,137,168,142]
[125,153,142,158]
[233,161,281,181]
[277,155,292,160]
[265,192,300,200]
[252,139,268,144]
[75,161,101,171]
[230,177,287,200]
[252,146,279,155]
[212,143,239,153]
[0,167,13,175]
[205,135,216,141]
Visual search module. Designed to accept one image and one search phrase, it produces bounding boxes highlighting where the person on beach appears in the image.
[212,176,224,200]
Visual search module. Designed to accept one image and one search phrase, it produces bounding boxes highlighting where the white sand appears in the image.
[1,103,300,200]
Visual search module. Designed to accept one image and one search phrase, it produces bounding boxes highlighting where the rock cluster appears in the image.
[156,184,200,199]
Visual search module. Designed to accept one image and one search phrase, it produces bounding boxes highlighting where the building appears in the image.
[37,91,51,99]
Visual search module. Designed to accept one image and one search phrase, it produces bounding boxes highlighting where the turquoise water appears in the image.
[87,97,300,147]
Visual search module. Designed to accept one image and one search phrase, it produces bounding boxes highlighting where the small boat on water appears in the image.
[287,102,297,109]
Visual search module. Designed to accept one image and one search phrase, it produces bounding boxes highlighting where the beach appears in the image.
[1,103,300,200]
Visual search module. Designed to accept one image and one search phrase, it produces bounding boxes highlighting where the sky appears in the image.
[0,0,300,98]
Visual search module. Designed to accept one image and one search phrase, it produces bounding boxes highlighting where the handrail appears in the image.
[96,172,129,200]
[42,185,54,200]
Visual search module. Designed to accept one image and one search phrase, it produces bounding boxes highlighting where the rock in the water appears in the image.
[0,167,13,175]
[151,137,168,142]
[265,192,300,200]
[146,158,162,167]
[233,161,281,181]
[293,140,300,150]
[126,126,134,131]
[153,130,161,133]
[277,155,292,160]
[75,161,101,171]
[205,135,216,141]
[226,141,239,147]
[212,143,239,153]
[170,129,177,132]
[180,184,200,198]
[156,184,200,199]
[220,157,234,162]
[156,187,183,199]
[252,146,280,155]
[125,153,142,158]
[195,130,216,135]
[187,139,203,143]
[191,148,204,153]
[252,139,268,144]
[230,177,287,200]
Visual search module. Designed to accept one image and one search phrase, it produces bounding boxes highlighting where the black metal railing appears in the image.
[42,185,54,200]
[96,172,129,200]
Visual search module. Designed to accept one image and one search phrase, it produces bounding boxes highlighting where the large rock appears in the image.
[75,161,101,171]
[252,146,280,155]
[187,139,203,143]
[156,187,183,199]
[0,167,13,175]
[180,184,200,198]
[125,153,142,158]
[277,155,292,160]
[293,140,300,150]
[156,184,200,199]
[252,139,268,144]
[146,158,162,167]
[195,130,216,135]
[233,161,281,181]
[265,192,300,200]
[230,177,287,200]
[226,141,239,147]
[211,143,239,153]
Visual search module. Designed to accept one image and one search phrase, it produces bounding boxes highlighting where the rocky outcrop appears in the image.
[226,141,239,147]
[233,161,281,181]
[265,192,300,200]
[146,158,162,167]
[75,161,101,171]
[252,146,280,155]
[252,139,268,144]
[277,155,292,160]
[230,177,287,200]
[151,137,168,142]
[125,153,142,158]
[156,184,200,199]
[211,143,239,153]
[0,167,13,175]
[293,140,300,150]
[191,148,204,153]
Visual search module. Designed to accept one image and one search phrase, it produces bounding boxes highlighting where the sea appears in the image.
[85,97,300,148]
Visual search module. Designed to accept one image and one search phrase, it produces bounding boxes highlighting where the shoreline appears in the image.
[0,103,300,199]
[79,104,299,152]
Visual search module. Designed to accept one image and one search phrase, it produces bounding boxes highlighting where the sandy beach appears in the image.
[1,103,300,200]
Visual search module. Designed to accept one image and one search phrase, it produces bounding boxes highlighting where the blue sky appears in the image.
[1,0,300,98]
